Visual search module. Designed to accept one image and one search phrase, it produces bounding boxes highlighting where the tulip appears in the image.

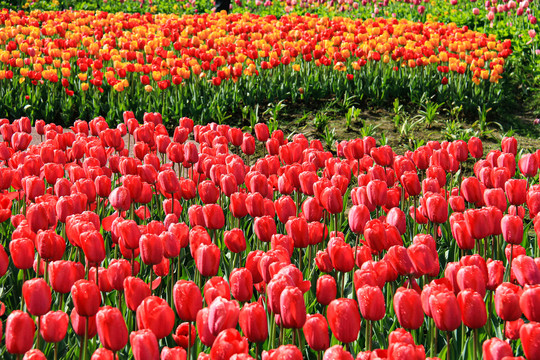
[519,153,538,178]
[456,265,486,297]
[124,276,151,312]
[512,255,540,286]
[72,280,101,317]
[303,314,329,352]
[520,322,540,360]
[22,278,51,316]
[520,285,540,322]
[239,302,268,344]
[22,350,47,360]
[224,228,247,253]
[482,337,513,360]
[254,216,277,243]
[195,243,220,277]
[130,329,160,360]
[262,345,302,360]
[204,277,231,305]
[394,288,424,330]
[502,215,524,245]
[208,296,240,336]
[230,268,253,303]
[40,310,69,344]
[316,275,337,306]
[9,238,34,270]
[210,328,249,360]
[173,322,196,349]
[161,347,187,360]
[6,310,35,355]
[197,307,217,347]
[425,193,448,224]
[323,345,354,360]
[357,285,385,351]
[49,260,82,294]
[494,282,523,322]
[203,204,225,230]
[327,298,361,344]
[137,296,175,339]
[363,219,387,254]
[429,290,461,332]
[457,289,486,329]
[506,179,527,206]
[96,306,128,352]
[275,196,296,224]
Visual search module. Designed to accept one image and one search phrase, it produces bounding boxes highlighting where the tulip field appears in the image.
[1,0,540,359]
[0,114,539,360]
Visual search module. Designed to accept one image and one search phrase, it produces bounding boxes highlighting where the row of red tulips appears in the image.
[0,112,539,360]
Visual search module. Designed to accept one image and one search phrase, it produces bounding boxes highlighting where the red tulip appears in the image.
[262,345,302,360]
[363,219,387,254]
[520,285,540,322]
[130,329,160,360]
[520,322,540,360]
[348,205,370,235]
[22,349,47,360]
[502,215,524,245]
[279,286,306,329]
[303,314,329,352]
[109,186,131,212]
[400,171,421,197]
[173,322,196,349]
[230,268,253,302]
[356,285,385,321]
[72,279,101,317]
[239,302,268,343]
[506,179,527,206]
[254,216,277,243]
[195,243,220,277]
[40,310,69,343]
[140,234,164,266]
[323,345,354,360]
[204,276,231,305]
[96,306,128,352]
[285,217,309,249]
[487,260,505,291]
[196,307,217,347]
[161,347,187,360]
[207,296,240,336]
[210,328,249,360]
[49,260,83,294]
[366,180,387,208]
[513,255,540,286]
[328,238,354,273]
[425,193,448,224]
[124,276,151,312]
[9,238,34,270]
[137,296,175,339]
[158,169,180,195]
[5,310,35,355]
[482,337,513,360]
[320,186,343,214]
[457,289,486,329]
[468,137,483,159]
[394,288,423,330]
[22,278,51,316]
[456,265,486,297]
[429,289,461,331]
[203,204,225,230]
[316,275,337,306]
[327,298,361,343]
[494,282,523,321]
